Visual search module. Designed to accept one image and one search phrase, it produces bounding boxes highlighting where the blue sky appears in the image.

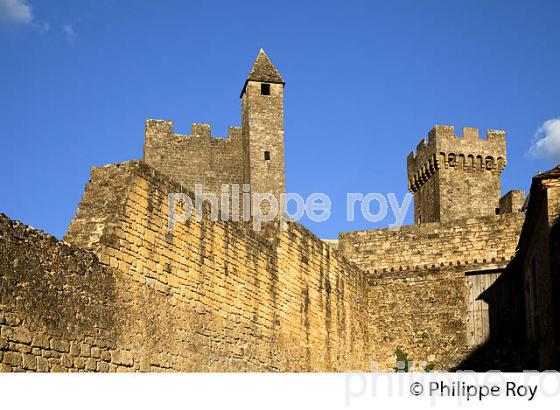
[1,0,559,239]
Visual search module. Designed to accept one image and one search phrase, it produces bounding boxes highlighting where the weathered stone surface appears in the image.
[407,125,506,223]
[0,161,368,371]
[31,335,50,349]
[50,339,70,353]
[69,342,80,357]
[3,352,22,368]
[22,354,37,370]
[339,213,524,274]
[36,356,49,372]
[111,350,133,367]
[84,358,97,371]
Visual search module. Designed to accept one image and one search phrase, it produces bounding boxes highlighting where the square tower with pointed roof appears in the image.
[241,49,286,215]
[142,49,286,218]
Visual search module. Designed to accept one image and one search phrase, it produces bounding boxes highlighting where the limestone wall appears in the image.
[338,213,525,274]
[1,158,530,372]
[366,267,469,369]
[143,120,245,196]
[338,213,525,369]
[0,215,133,372]
[1,161,370,372]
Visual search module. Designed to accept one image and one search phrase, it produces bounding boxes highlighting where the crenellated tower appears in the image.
[407,125,507,224]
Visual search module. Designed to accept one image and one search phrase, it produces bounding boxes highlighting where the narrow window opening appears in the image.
[261,83,270,95]
[264,151,271,161]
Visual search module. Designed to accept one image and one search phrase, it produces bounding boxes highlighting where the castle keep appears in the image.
[1,50,559,372]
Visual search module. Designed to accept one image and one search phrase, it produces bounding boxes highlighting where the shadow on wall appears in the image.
[454,258,539,371]
[550,218,560,368]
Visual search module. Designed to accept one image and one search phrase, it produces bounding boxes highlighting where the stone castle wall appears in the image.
[2,46,547,372]
[337,212,525,369]
[1,161,370,372]
[143,119,245,197]
[1,160,529,372]
[0,215,133,372]
[338,213,524,274]
[366,267,470,369]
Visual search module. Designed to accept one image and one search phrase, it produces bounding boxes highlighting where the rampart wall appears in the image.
[338,213,524,274]
[1,161,370,372]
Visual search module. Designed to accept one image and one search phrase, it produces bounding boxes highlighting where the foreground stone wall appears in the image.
[0,215,130,372]
[1,158,532,372]
[2,160,368,372]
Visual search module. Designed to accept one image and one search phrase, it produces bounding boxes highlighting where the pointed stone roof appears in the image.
[241,49,284,96]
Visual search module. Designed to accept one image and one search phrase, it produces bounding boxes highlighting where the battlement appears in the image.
[407,125,508,224]
[407,125,507,193]
[145,119,241,143]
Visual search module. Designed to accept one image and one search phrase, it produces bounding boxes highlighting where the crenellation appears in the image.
[147,121,236,144]
[462,127,479,141]
[145,119,174,139]
[408,125,507,176]
[415,138,428,160]
[191,123,211,137]
[407,124,508,223]
[487,129,506,140]
[228,126,242,142]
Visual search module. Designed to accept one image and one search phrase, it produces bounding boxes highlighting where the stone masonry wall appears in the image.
[338,213,524,274]
[338,213,525,369]
[143,120,244,201]
[64,161,369,371]
[0,215,131,372]
[366,267,470,370]
[500,190,527,214]
[408,126,507,223]
[1,162,370,371]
